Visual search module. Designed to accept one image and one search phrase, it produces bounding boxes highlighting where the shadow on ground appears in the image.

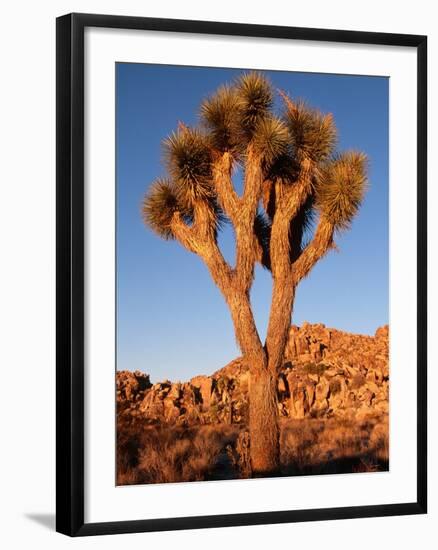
[25,513,55,531]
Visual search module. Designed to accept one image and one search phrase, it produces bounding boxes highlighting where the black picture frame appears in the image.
[56,12,427,537]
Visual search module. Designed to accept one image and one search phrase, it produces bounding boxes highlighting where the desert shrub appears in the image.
[370,421,390,463]
[116,413,146,485]
[117,409,389,484]
[117,421,238,485]
[226,431,251,478]
[216,375,236,394]
[234,399,249,424]
[329,378,342,395]
[209,404,220,422]
[280,422,317,470]
[303,363,329,377]
[279,414,389,476]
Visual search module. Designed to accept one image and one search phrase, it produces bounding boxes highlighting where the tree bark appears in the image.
[223,288,281,475]
[224,290,264,362]
[249,367,280,475]
[248,275,296,476]
[265,276,296,373]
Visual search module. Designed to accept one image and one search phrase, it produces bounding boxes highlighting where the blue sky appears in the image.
[116,63,388,382]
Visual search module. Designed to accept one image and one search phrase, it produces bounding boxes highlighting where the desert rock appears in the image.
[117,323,389,425]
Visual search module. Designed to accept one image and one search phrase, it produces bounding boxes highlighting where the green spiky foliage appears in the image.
[200,73,275,155]
[164,126,213,205]
[141,178,186,239]
[254,211,272,269]
[316,151,368,230]
[289,196,316,262]
[285,100,337,162]
[143,72,366,249]
[263,153,299,210]
[252,116,289,166]
[200,85,242,154]
[235,72,273,140]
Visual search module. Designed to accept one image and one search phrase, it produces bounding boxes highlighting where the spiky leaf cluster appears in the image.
[315,152,368,230]
[264,153,299,188]
[200,195,228,236]
[252,116,290,166]
[285,100,337,162]
[235,72,273,139]
[200,73,275,154]
[164,127,213,206]
[143,71,367,256]
[289,196,315,262]
[254,211,272,269]
[142,178,188,239]
[200,85,242,153]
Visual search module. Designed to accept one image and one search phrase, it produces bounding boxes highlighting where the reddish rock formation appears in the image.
[117,323,389,426]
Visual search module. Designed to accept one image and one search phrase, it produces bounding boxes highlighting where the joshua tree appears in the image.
[142,72,367,475]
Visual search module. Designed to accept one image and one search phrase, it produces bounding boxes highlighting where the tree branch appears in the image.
[242,149,264,209]
[264,160,315,371]
[291,217,335,285]
[168,213,198,252]
[192,201,217,242]
[235,149,264,289]
[170,207,233,289]
[171,207,264,365]
[202,240,234,291]
[211,152,239,223]
[269,159,313,278]
[265,276,296,374]
[283,158,313,219]
[225,289,266,362]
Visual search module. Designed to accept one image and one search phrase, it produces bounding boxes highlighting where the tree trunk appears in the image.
[215,283,283,476]
[265,278,296,374]
[222,290,280,475]
[249,367,280,475]
[247,277,295,475]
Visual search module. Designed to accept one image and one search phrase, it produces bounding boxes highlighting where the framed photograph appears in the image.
[56,13,427,536]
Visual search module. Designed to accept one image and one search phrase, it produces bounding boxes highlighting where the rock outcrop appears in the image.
[117,323,389,425]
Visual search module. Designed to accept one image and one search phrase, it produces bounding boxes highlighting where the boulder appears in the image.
[315,376,330,410]
[190,375,214,410]
[290,386,307,419]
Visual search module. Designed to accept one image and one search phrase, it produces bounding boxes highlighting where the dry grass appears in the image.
[117,416,238,485]
[280,414,389,475]
[117,413,388,485]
